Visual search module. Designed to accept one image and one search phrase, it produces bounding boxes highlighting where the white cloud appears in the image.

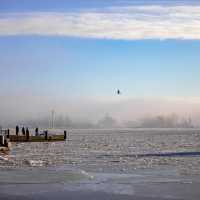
[0,5,200,39]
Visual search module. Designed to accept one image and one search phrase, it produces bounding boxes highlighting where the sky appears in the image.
[1,0,200,126]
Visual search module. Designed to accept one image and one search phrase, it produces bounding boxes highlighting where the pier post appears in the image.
[45,130,48,140]
[4,138,9,147]
[7,129,10,138]
[64,130,67,140]
[0,135,5,146]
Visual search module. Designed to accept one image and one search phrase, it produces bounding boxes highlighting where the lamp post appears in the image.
[51,110,55,129]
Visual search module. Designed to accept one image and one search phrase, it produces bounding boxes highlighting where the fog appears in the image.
[0,93,200,128]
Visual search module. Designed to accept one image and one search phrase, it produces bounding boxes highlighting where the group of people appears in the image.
[15,126,39,136]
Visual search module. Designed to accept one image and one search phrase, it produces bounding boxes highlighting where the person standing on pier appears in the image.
[26,127,30,141]
[22,127,25,136]
[35,127,39,136]
[16,126,19,136]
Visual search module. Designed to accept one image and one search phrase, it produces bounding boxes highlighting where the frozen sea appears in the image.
[0,128,200,199]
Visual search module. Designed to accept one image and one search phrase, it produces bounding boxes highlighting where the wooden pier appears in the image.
[0,128,68,152]
[9,134,66,142]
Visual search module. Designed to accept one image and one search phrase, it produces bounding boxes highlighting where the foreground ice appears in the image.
[0,129,200,199]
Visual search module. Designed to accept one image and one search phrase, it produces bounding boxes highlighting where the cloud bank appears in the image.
[0,5,200,40]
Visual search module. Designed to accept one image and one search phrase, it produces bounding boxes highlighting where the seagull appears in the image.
[117,89,121,95]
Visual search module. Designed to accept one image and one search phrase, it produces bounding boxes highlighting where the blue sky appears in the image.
[0,0,200,123]
[1,0,199,11]
[0,36,200,98]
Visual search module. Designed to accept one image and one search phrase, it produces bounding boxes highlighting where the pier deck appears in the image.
[9,135,66,142]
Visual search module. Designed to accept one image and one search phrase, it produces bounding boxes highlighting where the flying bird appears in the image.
[117,89,121,95]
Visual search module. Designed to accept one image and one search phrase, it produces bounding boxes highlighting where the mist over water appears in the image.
[0,94,199,128]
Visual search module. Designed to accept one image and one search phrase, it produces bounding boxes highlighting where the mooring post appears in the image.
[0,135,5,146]
[45,130,48,140]
[7,129,10,138]
[4,139,7,147]
[4,138,8,147]
[64,130,67,140]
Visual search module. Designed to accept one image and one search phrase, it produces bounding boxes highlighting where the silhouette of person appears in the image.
[26,127,30,140]
[22,127,25,136]
[16,126,19,136]
[35,127,39,136]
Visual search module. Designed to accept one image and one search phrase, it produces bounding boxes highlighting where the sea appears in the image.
[0,128,200,199]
